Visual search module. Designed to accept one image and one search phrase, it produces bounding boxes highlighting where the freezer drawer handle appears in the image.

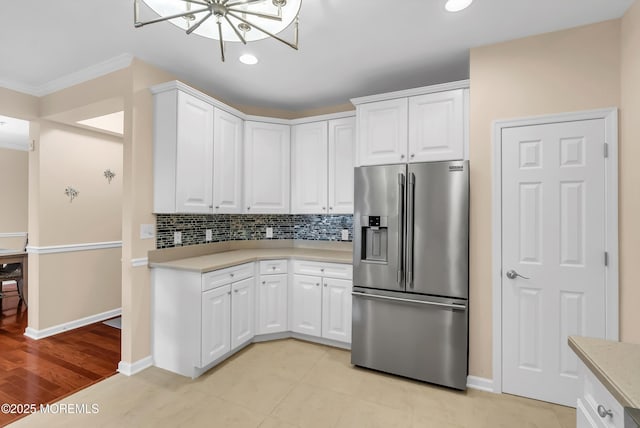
[352,291,466,310]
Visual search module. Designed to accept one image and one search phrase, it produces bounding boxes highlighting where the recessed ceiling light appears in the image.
[445,0,473,12]
[239,54,259,65]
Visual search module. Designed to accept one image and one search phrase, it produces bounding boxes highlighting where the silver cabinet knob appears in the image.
[209,205,213,208]
[247,206,251,210]
[400,154,405,159]
[322,207,326,210]
[230,273,234,278]
[320,268,324,272]
[597,405,613,418]
[262,281,266,285]
[506,269,529,280]
[234,289,238,293]
[215,206,219,209]
[410,153,415,158]
[329,206,333,210]
[272,266,276,270]
[324,284,327,287]
[316,283,320,287]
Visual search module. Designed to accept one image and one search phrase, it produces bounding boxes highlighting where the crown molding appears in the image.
[0,54,134,98]
[350,79,470,106]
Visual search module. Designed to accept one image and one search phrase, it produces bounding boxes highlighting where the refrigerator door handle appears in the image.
[352,291,466,311]
[406,172,415,288]
[397,173,405,286]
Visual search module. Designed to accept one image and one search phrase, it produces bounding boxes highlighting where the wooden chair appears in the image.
[0,263,27,308]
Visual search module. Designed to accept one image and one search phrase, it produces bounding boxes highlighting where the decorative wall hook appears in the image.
[104,169,116,184]
[64,187,79,202]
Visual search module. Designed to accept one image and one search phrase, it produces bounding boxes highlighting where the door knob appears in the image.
[506,269,529,280]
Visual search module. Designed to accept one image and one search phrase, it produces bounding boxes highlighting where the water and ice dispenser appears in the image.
[360,215,388,263]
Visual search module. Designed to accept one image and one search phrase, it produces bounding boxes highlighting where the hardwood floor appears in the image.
[0,287,120,426]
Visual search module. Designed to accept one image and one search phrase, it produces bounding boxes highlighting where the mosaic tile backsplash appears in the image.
[156,214,354,249]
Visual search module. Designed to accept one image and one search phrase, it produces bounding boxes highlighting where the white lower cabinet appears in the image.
[201,285,231,367]
[291,275,323,337]
[321,278,352,343]
[153,258,351,378]
[256,260,288,335]
[577,359,624,428]
[231,277,255,350]
[291,261,353,343]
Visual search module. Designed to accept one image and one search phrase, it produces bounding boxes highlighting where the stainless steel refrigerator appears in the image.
[351,160,469,390]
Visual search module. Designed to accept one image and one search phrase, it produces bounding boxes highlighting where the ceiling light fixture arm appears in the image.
[186,11,213,34]
[227,11,298,50]
[226,7,282,21]
[134,1,210,28]
[217,19,226,62]
[224,14,247,44]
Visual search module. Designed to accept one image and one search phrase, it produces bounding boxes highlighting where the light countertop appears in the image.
[569,336,640,409]
[149,247,352,273]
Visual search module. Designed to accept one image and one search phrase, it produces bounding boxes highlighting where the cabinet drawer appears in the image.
[580,361,624,428]
[202,262,255,291]
[293,260,352,280]
[259,259,288,275]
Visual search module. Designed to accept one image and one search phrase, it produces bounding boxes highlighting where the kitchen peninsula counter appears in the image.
[569,336,640,409]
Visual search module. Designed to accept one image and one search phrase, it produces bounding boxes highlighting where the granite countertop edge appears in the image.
[569,336,640,409]
[149,248,353,273]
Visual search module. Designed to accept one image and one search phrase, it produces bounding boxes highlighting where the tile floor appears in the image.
[9,339,575,428]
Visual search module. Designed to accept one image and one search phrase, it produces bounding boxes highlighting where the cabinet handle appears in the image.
[322,207,326,210]
[329,206,333,210]
[316,283,320,287]
[262,281,266,285]
[227,291,231,295]
[247,206,251,210]
[320,268,324,272]
[400,154,405,159]
[230,273,234,278]
[234,289,238,293]
[410,153,415,158]
[324,284,327,287]
[209,205,213,208]
[272,266,276,270]
[597,405,613,419]
[215,206,219,209]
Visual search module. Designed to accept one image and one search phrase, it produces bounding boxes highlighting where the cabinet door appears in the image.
[244,121,291,213]
[357,98,408,166]
[321,278,352,343]
[256,274,288,335]
[291,122,328,214]
[201,284,231,367]
[175,91,214,213]
[213,108,243,213]
[328,117,355,214]
[291,275,322,337]
[231,277,255,350]
[408,89,464,162]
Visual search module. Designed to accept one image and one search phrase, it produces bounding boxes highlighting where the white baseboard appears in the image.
[118,356,154,376]
[466,375,495,393]
[24,308,121,340]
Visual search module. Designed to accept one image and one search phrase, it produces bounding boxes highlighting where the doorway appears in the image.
[491,108,619,406]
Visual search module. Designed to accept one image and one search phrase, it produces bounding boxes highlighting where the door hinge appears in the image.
[604,251,609,267]
[604,143,609,158]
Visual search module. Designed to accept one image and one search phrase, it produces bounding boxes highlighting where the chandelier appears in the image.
[134,0,301,62]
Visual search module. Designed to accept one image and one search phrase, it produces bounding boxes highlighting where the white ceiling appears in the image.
[0,0,634,112]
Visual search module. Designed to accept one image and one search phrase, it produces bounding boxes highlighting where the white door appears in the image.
[321,278,352,343]
[231,277,255,350]
[328,117,355,214]
[291,121,328,214]
[175,91,214,213]
[357,98,408,166]
[201,285,231,366]
[213,108,243,214]
[256,274,288,335]
[408,89,464,162]
[291,274,322,337]
[244,121,290,213]
[501,119,607,407]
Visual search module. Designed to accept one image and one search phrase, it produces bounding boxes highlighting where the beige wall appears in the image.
[0,147,28,249]
[620,0,640,345]
[469,19,627,379]
[0,87,39,120]
[28,120,123,330]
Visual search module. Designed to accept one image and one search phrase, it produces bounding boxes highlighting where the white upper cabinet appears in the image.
[328,117,355,214]
[408,89,464,162]
[291,116,355,215]
[213,108,243,213]
[357,98,408,166]
[152,83,244,215]
[291,122,329,214]
[352,82,468,166]
[244,121,291,214]
[154,89,214,213]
